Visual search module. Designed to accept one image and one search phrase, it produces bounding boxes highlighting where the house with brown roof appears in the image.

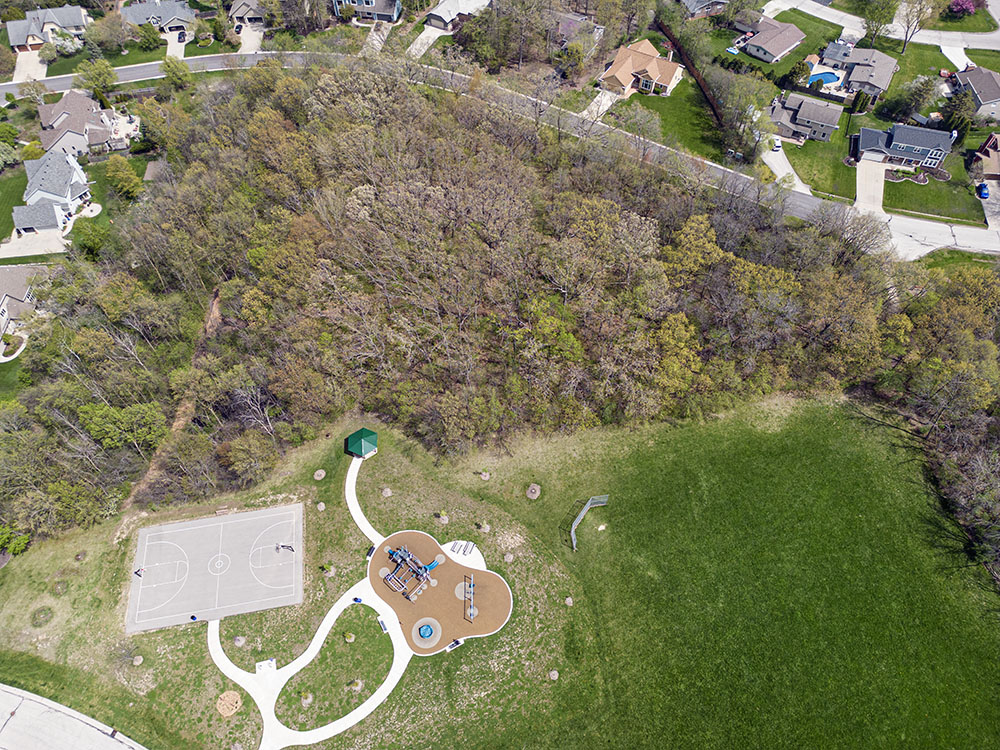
[599,39,685,97]
[954,66,1000,120]
[38,91,118,157]
[975,132,1000,179]
[743,16,804,64]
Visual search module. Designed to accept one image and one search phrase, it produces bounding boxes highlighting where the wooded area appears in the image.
[2,58,1000,580]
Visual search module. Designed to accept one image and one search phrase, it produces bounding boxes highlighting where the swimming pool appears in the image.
[808,71,839,85]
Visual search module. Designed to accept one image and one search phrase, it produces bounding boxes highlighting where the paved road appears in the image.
[1,50,994,255]
[0,682,148,749]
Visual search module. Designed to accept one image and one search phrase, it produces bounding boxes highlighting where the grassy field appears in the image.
[46,42,168,77]
[869,38,952,101]
[968,48,1000,70]
[555,85,599,113]
[784,109,857,199]
[0,253,63,266]
[0,167,28,239]
[882,151,986,223]
[3,401,1000,747]
[182,39,238,57]
[83,155,151,228]
[916,248,999,273]
[0,358,22,399]
[606,78,724,161]
[924,9,998,31]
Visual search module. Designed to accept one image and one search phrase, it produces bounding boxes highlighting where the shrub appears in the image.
[949,0,975,15]
[39,43,58,63]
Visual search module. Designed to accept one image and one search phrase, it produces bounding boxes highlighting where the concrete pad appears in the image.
[580,88,619,121]
[981,180,1000,229]
[12,51,47,84]
[940,45,972,71]
[0,683,147,749]
[0,228,66,259]
[162,32,185,59]
[854,160,886,215]
[125,504,303,633]
[407,25,449,59]
[238,24,264,54]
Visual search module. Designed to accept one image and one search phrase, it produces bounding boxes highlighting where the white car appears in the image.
[771,138,782,151]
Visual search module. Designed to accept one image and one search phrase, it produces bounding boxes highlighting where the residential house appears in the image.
[954,66,1000,120]
[974,132,1000,179]
[743,16,804,64]
[546,11,604,59]
[678,0,728,18]
[0,265,47,340]
[12,151,91,236]
[228,0,265,24]
[38,91,118,157]
[599,39,685,96]
[769,93,843,143]
[424,0,488,30]
[821,41,898,98]
[121,0,195,32]
[7,5,92,52]
[855,123,955,168]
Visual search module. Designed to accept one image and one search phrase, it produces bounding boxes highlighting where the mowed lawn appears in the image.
[869,38,952,101]
[0,168,28,239]
[607,78,724,161]
[968,48,1000,70]
[461,401,1000,747]
[5,402,1000,747]
[882,151,985,223]
[45,41,168,77]
[784,109,856,199]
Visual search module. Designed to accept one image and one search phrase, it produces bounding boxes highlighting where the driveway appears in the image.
[982,180,1000,230]
[162,32,185,58]
[406,24,448,59]
[1,229,66,258]
[238,24,264,54]
[854,160,887,216]
[361,21,392,56]
[761,142,811,195]
[580,88,620,121]
[12,50,46,83]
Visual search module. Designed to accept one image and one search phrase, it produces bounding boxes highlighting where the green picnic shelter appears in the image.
[346,428,378,459]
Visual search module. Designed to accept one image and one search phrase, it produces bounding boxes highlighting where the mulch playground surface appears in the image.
[368,530,513,656]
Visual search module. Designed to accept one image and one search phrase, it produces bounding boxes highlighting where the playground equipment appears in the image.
[383,545,439,601]
[463,574,477,623]
[418,624,433,638]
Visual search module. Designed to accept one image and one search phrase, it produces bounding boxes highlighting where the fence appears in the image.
[559,495,609,551]
[655,20,725,128]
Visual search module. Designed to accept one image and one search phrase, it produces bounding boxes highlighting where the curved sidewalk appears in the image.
[0,682,147,749]
[207,453,411,750]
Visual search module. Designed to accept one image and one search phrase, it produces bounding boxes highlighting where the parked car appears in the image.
[772,138,782,152]
[979,183,990,200]
[235,24,243,34]
[178,31,186,42]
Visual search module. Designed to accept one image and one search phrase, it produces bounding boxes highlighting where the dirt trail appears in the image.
[114,289,221,540]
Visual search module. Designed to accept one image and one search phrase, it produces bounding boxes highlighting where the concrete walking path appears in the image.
[406,25,449,59]
[0,682,148,749]
[207,453,409,750]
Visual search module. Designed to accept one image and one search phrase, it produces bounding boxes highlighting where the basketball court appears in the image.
[125,505,303,633]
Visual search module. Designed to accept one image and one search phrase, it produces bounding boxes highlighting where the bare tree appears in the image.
[899,0,948,52]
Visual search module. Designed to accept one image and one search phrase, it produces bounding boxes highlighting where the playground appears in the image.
[125,505,303,633]
[371,530,513,655]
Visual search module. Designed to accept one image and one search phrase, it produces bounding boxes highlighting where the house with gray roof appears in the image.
[121,0,195,32]
[954,66,1000,120]
[423,0,483,29]
[855,123,956,168]
[38,91,116,157]
[12,152,91,237]
[678,0,728,18]
[0,264,48,339]
[6,4,91,52]
[821,41,898,98]
[332,0,401,23]
[228,0,265,24]
[769,93,843,143]
[743,16,805,64]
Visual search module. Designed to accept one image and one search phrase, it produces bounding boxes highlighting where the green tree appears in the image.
[73,58,117,95]
[7,534,29,555]
[851,90,871,113]
[0,143,17,170]
[78,402,167,458]
[781,60,810,88]
[0,122,17,148]
[220,430,278,487]
[0,46,14,77]
[105,154,145,199]
[863,0,900,46]
[136,23,163,51]
[85,11,129,53]
[20,141,44,160]
[38,43,58,63]
[556,42,585,79]
[161,55,193,90]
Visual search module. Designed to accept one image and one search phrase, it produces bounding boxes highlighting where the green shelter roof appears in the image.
[346,428,378,457]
